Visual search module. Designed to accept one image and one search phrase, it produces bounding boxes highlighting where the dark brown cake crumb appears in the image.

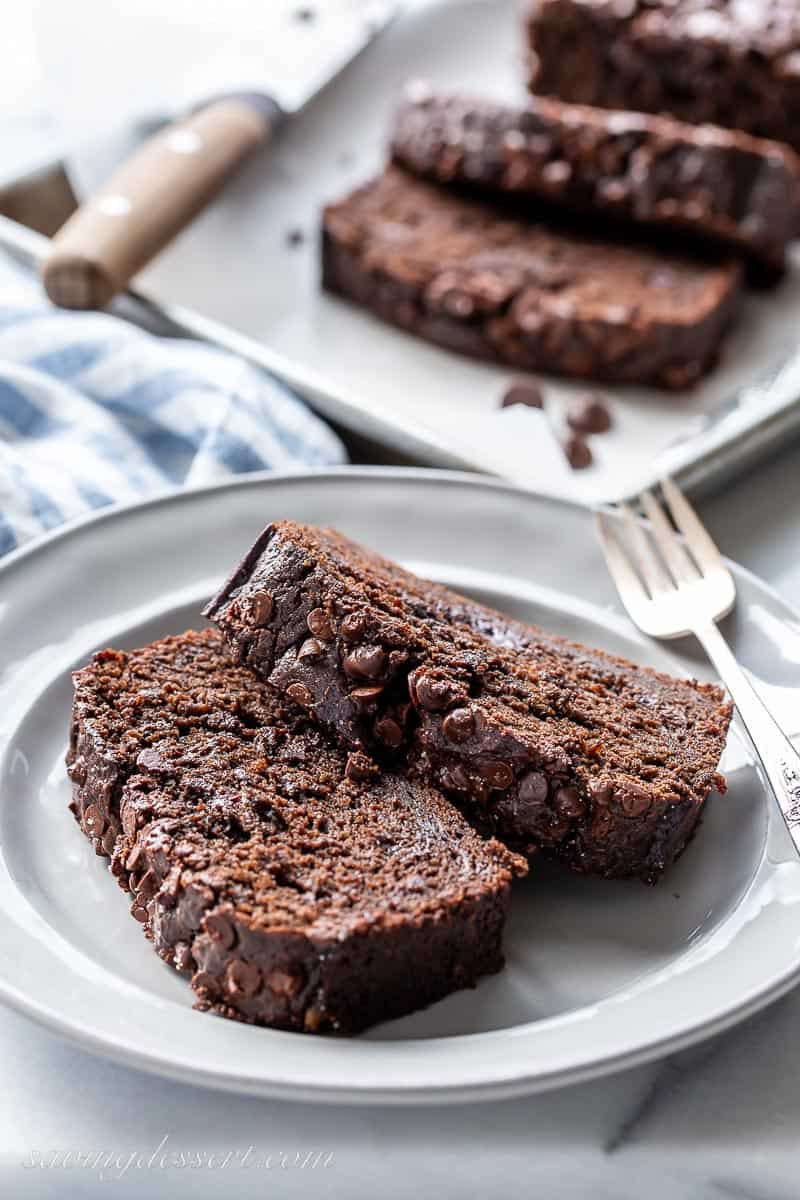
[566,394,611,434]
[68,630,523,1033]
[321,167,741,389]
[205,521,733,882]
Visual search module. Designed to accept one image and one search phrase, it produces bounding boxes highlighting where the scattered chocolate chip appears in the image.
[566,393,612,434]
[248,591,274,626]
[518,771,548,805]
[343,644,387,680]
[480,759,514,790]
[286,228,305,247]
[442,706,476,743]
[307,607,334,640]
[562,432,593,470]
[345,751,375,782]
[297,638,323,661]
[375,716,404,747]
[206,912,236,950]
[131,903,148,923]
[83,805,105,836]
[500,380,545,410]
[226,959,262,997]
[286,681,313,708]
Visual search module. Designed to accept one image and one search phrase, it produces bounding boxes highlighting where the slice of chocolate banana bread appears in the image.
[525,0,800,153]
[391,89,800,276]
[205,522,733,884]
[68,629,523,1033]
[322,167,741,389]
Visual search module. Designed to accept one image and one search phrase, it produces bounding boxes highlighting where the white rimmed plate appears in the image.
[1,468,800,1103]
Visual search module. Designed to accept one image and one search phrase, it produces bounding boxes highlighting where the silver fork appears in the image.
[596,477,800,857]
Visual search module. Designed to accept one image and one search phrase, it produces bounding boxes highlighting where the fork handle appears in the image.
[694,621,800,857]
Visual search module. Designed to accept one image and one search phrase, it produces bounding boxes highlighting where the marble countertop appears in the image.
[2,445,799,1200]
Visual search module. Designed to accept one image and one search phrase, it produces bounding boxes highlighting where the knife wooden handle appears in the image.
[42,98,275,310]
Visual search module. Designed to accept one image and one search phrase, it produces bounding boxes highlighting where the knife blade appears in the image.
[41,0,399,311]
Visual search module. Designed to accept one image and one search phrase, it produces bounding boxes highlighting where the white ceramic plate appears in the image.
[2,468,800,1104]
[33,0,800,504]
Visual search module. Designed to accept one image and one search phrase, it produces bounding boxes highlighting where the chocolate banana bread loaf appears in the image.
[526,0,800,153]
[321,167,741,389]
[68,629,523,1033]
[205,523,733,883]
[391,89,800,275]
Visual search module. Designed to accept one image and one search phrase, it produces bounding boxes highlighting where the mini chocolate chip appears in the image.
[480,760,514,790]
[206,912,236,950]
[286,681,313,707]
[345,751,375,782]
[286,227,305,247]
[562,433,593,470]
[137,746,169,773]
[351,684,385,706]
[519,771,548,805]
[375,716,404,747]
[567,393,612,434]
[126,843,142,872]
[192,971,218,996]
[501,380,544,410]
[343,644,387,680]
[442,706,476,743]
[83,805,105,836]
[131,903,148,923]
[297,638,323,661]
[619,785,652,818]
[411,671,454,712]
[174,942,194,972]
[589,779,614,806]
[266,968,301,997]
[554,785,585,819]
[340,612,367,641]
[248,591,274,625]
[307,608,334,640]
[134,868,158,900]
[226,959,261,997]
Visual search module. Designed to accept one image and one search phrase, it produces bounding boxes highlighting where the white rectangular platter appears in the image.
[35,0,800,503]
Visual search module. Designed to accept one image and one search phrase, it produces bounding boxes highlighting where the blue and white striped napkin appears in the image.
[0,253,347,556]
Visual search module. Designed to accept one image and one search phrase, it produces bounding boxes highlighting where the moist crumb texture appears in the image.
[526,0,800,153]
[67,630,523,1033]
[391,90,800,275]
[205,522,733,883]
[321,166,741,389]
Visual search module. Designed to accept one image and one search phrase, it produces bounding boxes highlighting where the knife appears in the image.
[41,0,399,311]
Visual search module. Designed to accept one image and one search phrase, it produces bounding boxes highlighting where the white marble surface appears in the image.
[1,446,799,1200]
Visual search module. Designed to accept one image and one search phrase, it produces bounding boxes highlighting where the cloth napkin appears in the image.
[0,253,347,556]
